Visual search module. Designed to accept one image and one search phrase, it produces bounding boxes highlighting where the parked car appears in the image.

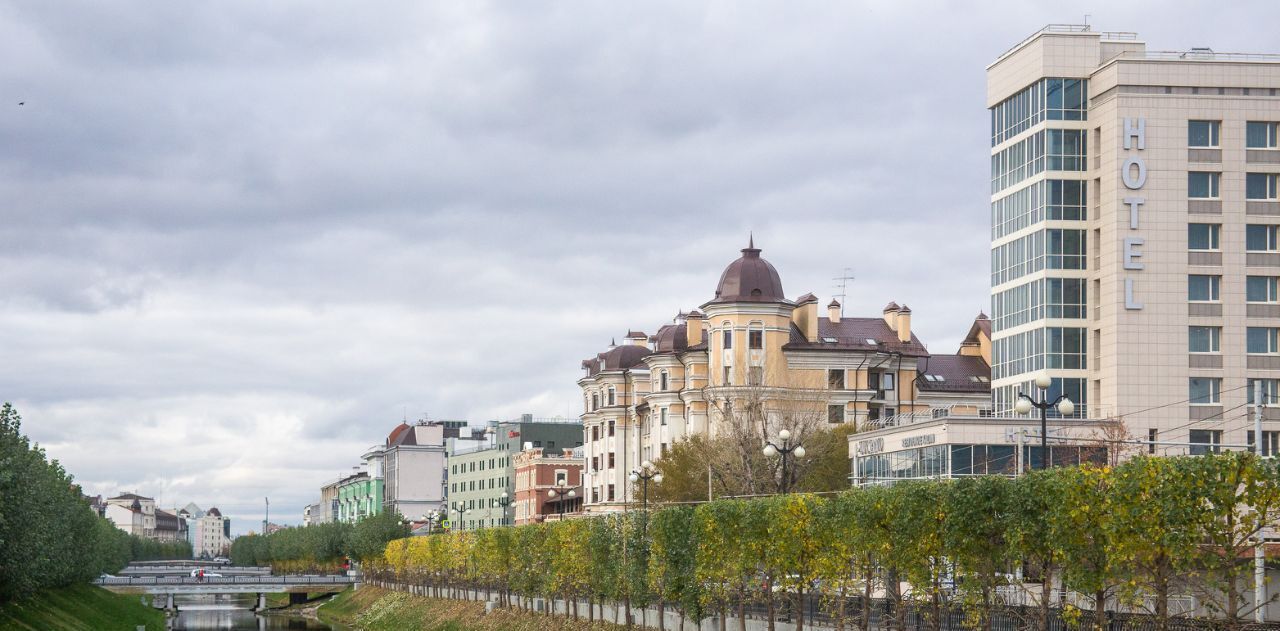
[189,569,223,578]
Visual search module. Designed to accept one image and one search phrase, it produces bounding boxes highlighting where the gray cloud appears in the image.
[3,0,1278,532]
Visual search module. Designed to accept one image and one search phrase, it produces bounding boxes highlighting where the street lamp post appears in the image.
[628,460,663,516]
[496,491,510,526]
[450,503,470,531]
[1014,373,1076,470]
[547,482,578,521]
[763,429,806,494]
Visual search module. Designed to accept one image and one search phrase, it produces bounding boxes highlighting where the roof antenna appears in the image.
[1084,14,1091,27]
[832,267,855,316]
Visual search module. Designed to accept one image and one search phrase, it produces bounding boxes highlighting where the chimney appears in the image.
[792,294,819,342]
[882,302,900,332]
[626,331,648,347]
[827,299,841,324]
[685,311,704,348]
[897,305,912,343]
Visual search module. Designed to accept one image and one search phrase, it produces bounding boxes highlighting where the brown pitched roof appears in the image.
[782,317,929,356]
[917,355,991,393]
[964,313,992,345]
[581,344,653,376]
[109,493,152,501]
[387,422,416,446]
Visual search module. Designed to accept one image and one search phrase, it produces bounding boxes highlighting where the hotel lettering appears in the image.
[1121,117,1146,310]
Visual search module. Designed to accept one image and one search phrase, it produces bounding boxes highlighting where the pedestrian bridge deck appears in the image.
[95,575,354,595]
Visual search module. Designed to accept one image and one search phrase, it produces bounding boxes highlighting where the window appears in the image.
[592,426,599,441]
[1148,428,1157,455]
[533,440,542,448]
[1247,327,1280,354]
[828,404,844,424]
[1188,224,1220,250]
[990,78,1087,146]
[1189,429,1223,456]
[1046,128,1087,171]
[1247,431,1280,456]
[1189,326,1221,353]
[607,484,615,501]
[659,371,668,391]
[1247,225,1279,251]
[1188,275,1221,302]
[591,394,598,411]
[592,456,599,471]
[1247,122,1279,149]
[882,373,896,390]
[1248,379,1280,406]
[1190,377,1222,405]
[608,452,615,468]
[1247,173,1279,200]
[1188,120,1221,147]
[1248,277,1280,303]
[660,408,668,426]
[748,330,763,349]
[1188,172,1220,199]
[828,369,844,389]
[722,366,732,385]
[722,329,733,350]
[607,388,615,406]
[608,421,615,437]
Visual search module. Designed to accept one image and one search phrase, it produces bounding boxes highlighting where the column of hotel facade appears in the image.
[989,26,1280,451]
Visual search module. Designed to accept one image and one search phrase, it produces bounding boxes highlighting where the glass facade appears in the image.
[989,77,1090,414]
[991,179,1087,239]
[992,327,1087,379]
[991,129,1088,193]
[990,78,1088,146]
[991,229,1086,286]
[991,277,1086,332]
[856,442,1105,482]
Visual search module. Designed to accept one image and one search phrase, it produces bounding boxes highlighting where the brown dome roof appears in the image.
[709,237,787,305]
[582,343,653,376]
[652,323,688,353]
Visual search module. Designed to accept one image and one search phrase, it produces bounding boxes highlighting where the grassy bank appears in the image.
[318,585,626,631]
[0,583,167,630]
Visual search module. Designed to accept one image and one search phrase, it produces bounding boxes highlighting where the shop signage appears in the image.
[855,437,884,456]
[902,434,937,449]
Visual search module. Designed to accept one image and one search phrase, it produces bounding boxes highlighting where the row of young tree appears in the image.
[228,510,409,573]
[366,452,1280,631]
[0,403,192,602]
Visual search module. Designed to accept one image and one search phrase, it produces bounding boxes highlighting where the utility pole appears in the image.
[264,497,269,536]
[1255,379,1266,624]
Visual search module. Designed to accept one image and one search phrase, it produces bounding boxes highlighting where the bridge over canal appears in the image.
[95,575,355,610]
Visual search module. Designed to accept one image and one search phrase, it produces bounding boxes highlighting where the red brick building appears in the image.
[513,448,584,525]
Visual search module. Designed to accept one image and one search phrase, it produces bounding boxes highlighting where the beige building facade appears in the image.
[579,241,992,513]
[988,25,1280,453]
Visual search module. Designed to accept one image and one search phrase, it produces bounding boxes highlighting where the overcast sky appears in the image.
[3,1,1278,534]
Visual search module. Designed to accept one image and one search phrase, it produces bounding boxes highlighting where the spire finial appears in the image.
[749,232,754,249]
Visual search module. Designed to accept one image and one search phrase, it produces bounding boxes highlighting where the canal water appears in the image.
[168,594,337,630]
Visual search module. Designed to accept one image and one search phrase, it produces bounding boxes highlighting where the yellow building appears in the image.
[578,240,991,512]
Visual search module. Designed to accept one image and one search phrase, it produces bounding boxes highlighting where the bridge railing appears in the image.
[96,575,354,587]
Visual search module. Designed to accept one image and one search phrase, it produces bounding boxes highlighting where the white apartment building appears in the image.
[194,507,230,559]
[988,25,1280,454]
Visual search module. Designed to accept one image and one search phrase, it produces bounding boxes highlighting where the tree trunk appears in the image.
[1040,561,1053,631]
[766,578,776,631]
[659,598,666,631]
[795,584,804,631]
[1093,589,1107,631]
[738,589,748,631]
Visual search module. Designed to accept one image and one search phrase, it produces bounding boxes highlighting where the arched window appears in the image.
[607,388,616,406]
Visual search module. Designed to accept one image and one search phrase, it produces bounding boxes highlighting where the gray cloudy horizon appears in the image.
[3,1,1278,534]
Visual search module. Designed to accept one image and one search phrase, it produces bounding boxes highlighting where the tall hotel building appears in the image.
[988,26,1280,452]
